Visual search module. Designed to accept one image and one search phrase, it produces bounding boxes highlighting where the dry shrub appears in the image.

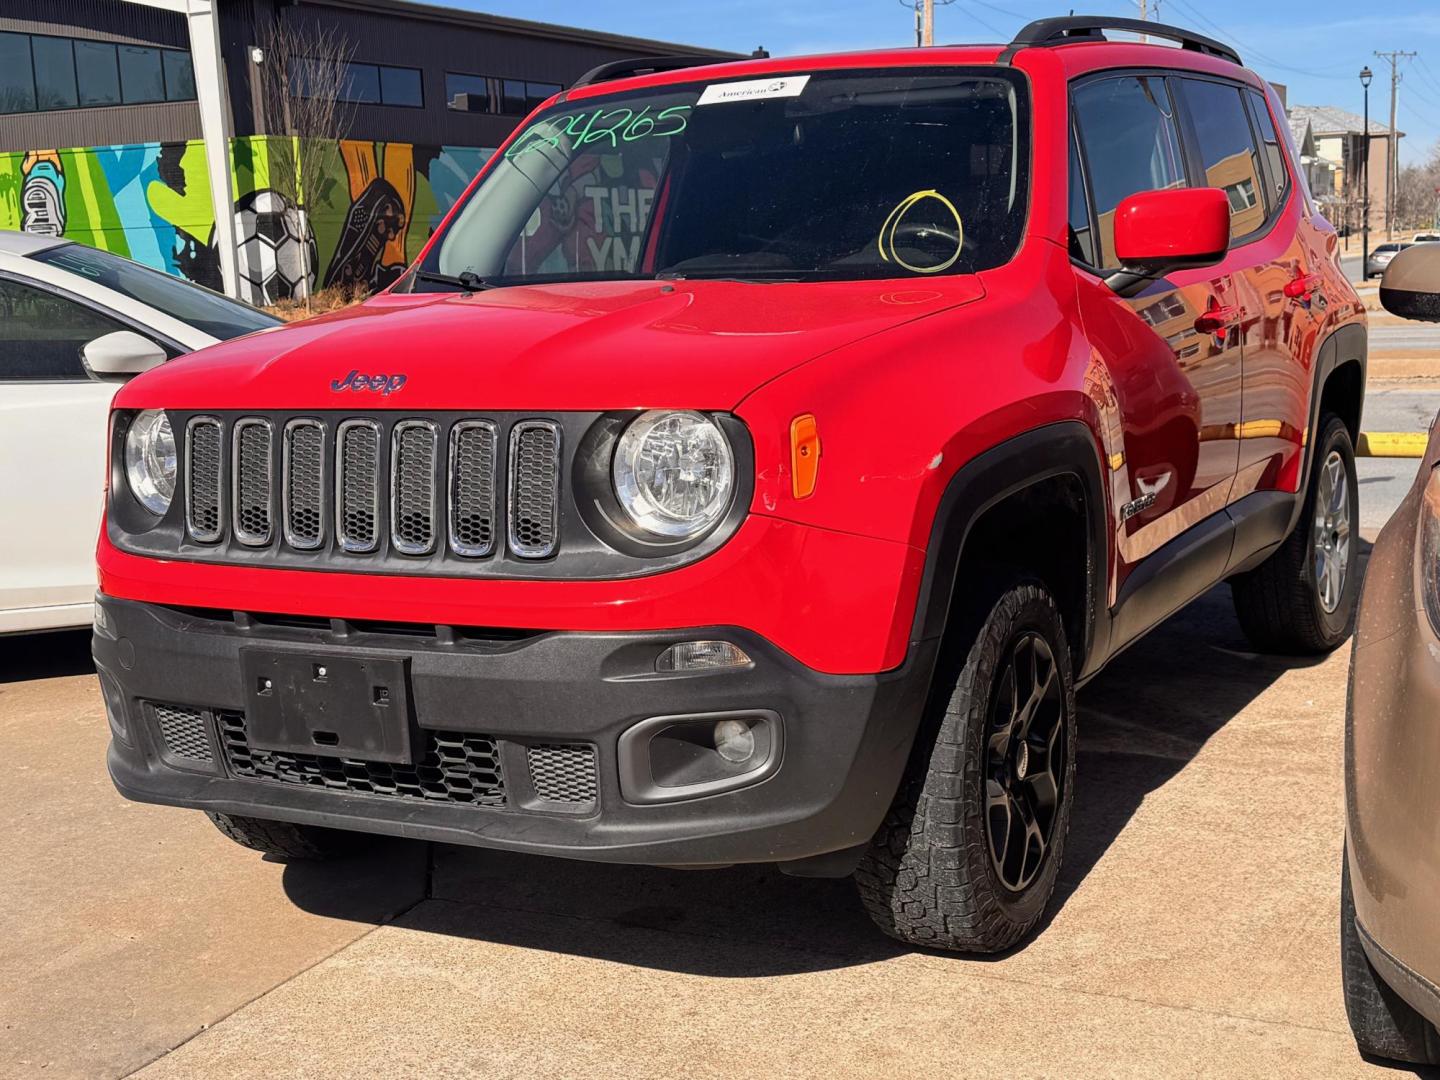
[265,284,369,322]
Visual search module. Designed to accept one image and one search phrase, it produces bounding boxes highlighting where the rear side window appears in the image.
[1072,76,1187,270]
[0,277,128,381]
[1245,89,1289,210]
[1179,79,1266,240]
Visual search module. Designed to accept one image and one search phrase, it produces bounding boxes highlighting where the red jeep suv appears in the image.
[97,17,1365,953]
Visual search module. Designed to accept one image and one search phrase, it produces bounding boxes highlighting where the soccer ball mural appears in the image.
[232,189,317,306]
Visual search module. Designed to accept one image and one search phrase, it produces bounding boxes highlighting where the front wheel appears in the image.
[1231,414,1359,653]
[206,812,368,861]
[854,579,1077,953]
[1341,853,1440,1064]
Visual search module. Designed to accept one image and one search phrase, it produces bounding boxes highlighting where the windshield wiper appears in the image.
[413,269,496,292]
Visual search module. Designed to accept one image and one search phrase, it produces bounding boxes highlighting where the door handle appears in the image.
[1194,305,1242,333]
[1284,273,1322,301]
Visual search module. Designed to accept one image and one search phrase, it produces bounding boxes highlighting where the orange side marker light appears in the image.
[790,414,821,499]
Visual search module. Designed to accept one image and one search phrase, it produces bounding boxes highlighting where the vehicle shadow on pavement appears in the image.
[281,546,1372,977]
[0,628,93,684]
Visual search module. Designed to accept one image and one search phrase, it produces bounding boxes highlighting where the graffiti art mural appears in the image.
[0,137,493,302]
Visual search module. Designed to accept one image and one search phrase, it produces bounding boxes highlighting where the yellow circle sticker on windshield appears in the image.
[877,190,964,275]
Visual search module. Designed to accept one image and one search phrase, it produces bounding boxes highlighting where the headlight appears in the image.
[124,409,176,516]
[613,410,734,538]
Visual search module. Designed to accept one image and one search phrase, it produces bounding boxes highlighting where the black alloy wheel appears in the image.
[984,631,1066,892]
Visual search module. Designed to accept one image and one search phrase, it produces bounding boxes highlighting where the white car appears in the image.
[0,232,280,634]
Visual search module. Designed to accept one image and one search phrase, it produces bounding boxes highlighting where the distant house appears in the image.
[1287,104,1399,236]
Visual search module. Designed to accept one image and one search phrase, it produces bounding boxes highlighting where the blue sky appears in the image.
[460,0,1440,162]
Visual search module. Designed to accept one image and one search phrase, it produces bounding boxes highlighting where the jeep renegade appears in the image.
[97,17,1366,953]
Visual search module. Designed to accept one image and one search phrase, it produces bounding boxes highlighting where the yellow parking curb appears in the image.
[1357,432,1429,458]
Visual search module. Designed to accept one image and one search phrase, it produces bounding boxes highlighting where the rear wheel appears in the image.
[1231,413,1358,653]
[206,812,367,861]
[1341,853,1440,1064]
[855,579,1076,953]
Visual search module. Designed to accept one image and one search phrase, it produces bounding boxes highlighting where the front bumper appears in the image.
[97,594,936,867]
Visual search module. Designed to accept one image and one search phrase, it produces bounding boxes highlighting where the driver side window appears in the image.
[1072,76,1189,271]
[0,277,131,381]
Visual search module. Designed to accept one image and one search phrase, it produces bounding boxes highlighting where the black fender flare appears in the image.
[1290,322,1367,535]
[907,420,1110,681]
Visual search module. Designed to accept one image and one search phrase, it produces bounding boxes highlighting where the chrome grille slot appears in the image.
[232,418,274,546]
[336,419,381,553]
[391,420,438,555]
[282,419,325,550]
[508,420,561,558]
[184,417,223,543]
[448,421,497,558]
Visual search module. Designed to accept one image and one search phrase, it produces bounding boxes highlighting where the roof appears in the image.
[1287,114,1316,157]
[1288,104,1395,138]
[297,0,739,58]
[0,231,67,257]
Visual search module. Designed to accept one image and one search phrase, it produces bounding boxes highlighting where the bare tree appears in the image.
[254,20,358,310]
[1396,142,1440,231]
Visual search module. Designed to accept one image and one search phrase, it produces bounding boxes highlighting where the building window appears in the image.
[0,32,197,114]
[445,71,562,114]
[76,40,120,106]
[118,45,165,105]
[296,60,424,107]
[445,72,491,112]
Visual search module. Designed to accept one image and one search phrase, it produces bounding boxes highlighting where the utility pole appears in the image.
[1374,50,1416,239]
[1137,0,1148,43]
[921,0,934,46]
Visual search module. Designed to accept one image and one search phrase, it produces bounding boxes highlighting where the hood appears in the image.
[116,277,984,412]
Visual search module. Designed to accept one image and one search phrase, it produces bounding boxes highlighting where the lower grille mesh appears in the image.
[527,744,598,804]
[219,713,506,807]
[151,702,213,763]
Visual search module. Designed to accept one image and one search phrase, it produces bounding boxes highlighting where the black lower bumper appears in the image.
[96,594,936,868]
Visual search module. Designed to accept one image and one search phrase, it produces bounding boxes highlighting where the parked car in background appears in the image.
[1365,242,1414,279]
[1344,243,1440,1064]
[1410,232,1440,243]
[97,17,1366,955]
[0,232,280,634]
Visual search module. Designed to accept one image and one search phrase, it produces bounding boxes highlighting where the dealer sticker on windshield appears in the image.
[696,75,811,106]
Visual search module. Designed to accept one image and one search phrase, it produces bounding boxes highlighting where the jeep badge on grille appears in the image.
[331,370,407,395]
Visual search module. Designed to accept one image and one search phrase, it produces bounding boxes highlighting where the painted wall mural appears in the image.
[0,137,493,305]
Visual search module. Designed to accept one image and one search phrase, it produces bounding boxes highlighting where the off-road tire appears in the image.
[206,812,366,860]
[1231,413,1358,653]
[1341,853,1440,1064]
[855,579,1077,953]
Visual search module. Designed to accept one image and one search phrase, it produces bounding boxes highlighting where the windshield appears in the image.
[29,244,280,340]
[405,68,1028,288]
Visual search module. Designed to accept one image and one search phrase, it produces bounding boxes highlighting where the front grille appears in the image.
[527,743,598,804]
[391,421,438,555]
[151,702,213,763]
[173,413,566,567]
[283,420,325,550]
[219,713,506,807]
[508,421,560,558]
[337,419,381,553]
[185,417,223,543]
[449,421,497,557]
[232,419,274,545]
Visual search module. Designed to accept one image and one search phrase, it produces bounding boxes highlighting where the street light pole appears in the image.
[1361,66,1372,278]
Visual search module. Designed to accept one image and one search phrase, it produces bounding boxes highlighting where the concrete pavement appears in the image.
[1,574,1414,1078]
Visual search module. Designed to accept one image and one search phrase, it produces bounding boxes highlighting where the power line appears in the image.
[1162,0,1353,81]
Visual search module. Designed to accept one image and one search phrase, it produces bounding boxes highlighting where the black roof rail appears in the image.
[572,54,735,89]
[997,15,1240,66]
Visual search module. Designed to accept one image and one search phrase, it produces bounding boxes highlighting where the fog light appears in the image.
[713,718,756,763]
[656,640,752,672]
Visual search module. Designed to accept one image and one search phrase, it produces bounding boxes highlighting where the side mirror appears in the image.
[1380,244,1440,322]
[82,330,167,378]
[1110,187,1231,295]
